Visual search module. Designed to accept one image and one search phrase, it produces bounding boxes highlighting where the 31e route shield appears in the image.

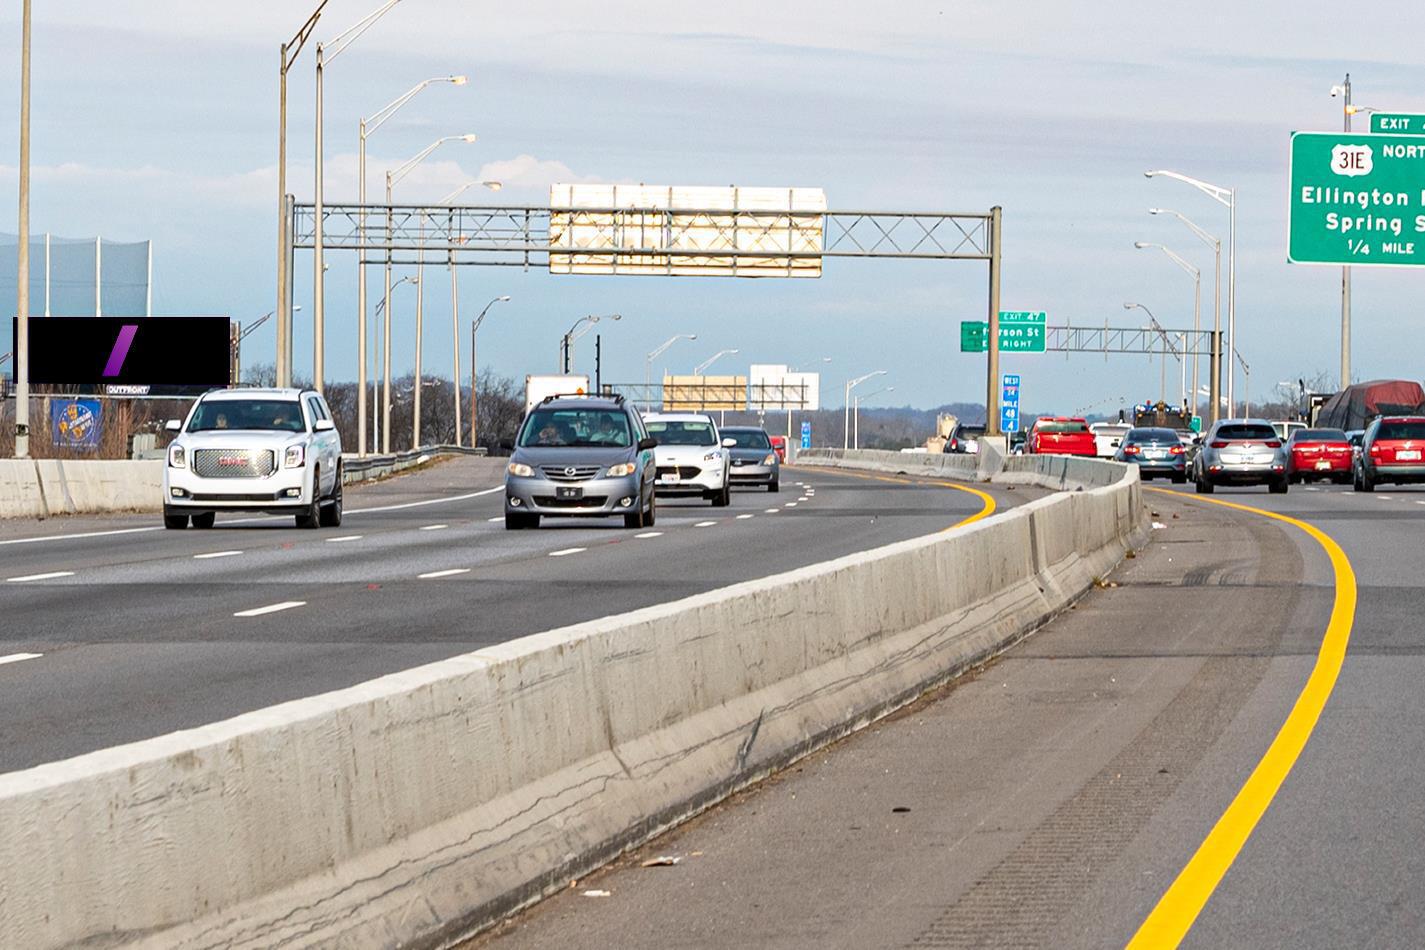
[1288,131,1425,268]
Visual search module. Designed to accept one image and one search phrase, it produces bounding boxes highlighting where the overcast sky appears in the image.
[3,0,1424,414]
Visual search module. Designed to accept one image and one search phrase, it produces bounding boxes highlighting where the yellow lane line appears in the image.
[792,465,996,530]
[1128,488,1358,949]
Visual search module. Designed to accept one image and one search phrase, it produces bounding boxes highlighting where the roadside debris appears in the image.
[640,856,682,868]
[582,889,612,898]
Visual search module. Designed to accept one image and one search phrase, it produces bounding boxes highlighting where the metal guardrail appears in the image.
[341,444,488,484]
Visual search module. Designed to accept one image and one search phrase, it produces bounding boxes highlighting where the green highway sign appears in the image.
[1288,131,1425,267]
[1369,113,1425,136]
[960,320,987,352]
[959,313,1047,353]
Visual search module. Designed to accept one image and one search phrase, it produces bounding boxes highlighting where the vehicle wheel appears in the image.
[319,466,343,527]
[768,478,779,493]
[645,491,656,527]
[1195,475,1213,495]
[1356,469,1375,493]
[1269,477,1289,494]
[295,467,321,528]
[163,511,189,530]
[710,482,730,507]
[190,512,216,530]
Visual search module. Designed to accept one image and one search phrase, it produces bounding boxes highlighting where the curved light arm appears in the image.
[438,179,502,204]
[1124,302,1181,358]
[791,356,831,371]
[1148,208,1220,250]
[648,333,697,362]
[1133,242,1199,279]
[324,0,402,63]
[389,134,477,188]
[473,295,510,332]
[1145,169,1234,208]
[374,275,418,315]
[1234,348,1249,373]
[694,349,739,375]
[859,385,894,402]
[366,75,467,136]
[847,369,886,392]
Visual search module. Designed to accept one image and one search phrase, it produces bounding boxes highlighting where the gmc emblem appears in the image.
[218,456,246,467]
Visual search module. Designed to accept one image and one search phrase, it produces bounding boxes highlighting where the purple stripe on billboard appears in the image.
[102,324,139,377]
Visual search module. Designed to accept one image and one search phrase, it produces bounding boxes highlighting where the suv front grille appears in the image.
[657,466,702,479]
[541,465,603,482]
[192,449,276,479]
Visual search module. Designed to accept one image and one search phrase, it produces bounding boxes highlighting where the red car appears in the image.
[769,435,788,462]
[1028,417,1097,457]
[1355,416,1425,492]
[1286,427,1352,484]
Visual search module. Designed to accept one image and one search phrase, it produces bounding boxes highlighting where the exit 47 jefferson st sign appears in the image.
[1288,131,1425,267]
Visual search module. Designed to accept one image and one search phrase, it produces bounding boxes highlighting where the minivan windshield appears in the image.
[724,429,771,449]
[519,408,631,448]
[1037,421,1089,434]
[646,419,717,446]
[188,400,306,433]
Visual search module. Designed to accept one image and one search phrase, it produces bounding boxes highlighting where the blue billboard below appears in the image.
[51,399,102,449]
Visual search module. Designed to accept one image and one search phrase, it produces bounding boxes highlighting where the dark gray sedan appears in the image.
[721,426,780,492]
[1113,427,1187,483]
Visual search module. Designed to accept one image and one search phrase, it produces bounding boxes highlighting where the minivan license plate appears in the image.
[557,486,583,499]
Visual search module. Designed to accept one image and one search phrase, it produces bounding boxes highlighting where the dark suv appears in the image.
[1354,416,1425,492]
[503,395,658,529]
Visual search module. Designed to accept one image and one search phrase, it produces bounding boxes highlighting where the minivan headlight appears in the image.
[284,445,305,468]
[606,462,636,478]
[507,462,535,477]
[762,453,777,465]
[168,444,186,469]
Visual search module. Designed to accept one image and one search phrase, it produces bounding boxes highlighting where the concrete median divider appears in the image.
[0,453,1144,949]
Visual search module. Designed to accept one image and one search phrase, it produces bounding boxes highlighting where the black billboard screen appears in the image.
[16,316,231,391]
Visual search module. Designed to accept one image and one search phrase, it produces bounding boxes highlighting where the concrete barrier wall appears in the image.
[0,455,1144,950]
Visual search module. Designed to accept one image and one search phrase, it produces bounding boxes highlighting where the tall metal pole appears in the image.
[382,172,393,453]
[312,43,326,394]
[1226,190,1237,417]
[985,206,1003,436]
[356,118,368,454]
[276,42,289,388]
[1209,330,1222,424]
[14,0,32,458]
[1211,240,1221,422]
[1340,73,1353,389]
[470,316,478,448]
[413,217,424,450]
[842,380,850,451]
[450,250,461,447]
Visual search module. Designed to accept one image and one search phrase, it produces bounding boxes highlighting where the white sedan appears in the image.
[642,412,733,507]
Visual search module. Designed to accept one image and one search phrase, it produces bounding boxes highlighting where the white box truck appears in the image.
[525,374,591,414]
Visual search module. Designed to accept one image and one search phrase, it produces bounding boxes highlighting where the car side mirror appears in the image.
[165,419,182,433]
[314,418,335,432]
[721,437,737,448]
[638,436,658,451]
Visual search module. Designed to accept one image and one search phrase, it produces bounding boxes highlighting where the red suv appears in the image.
[1028,417,1097,457]
[1354,416,1425,492]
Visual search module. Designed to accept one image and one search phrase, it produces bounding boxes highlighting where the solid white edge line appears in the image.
[233,601,307,618]
[5,571,76,582]
[0,525,163,547]
[635,532,663,538]
[193,550,243,560]
[548,547,587,557]
[419,524,449,531]
[417,568,471,579]
[0,652,44,666]
[326,535,363,542]
[345,485,503,515]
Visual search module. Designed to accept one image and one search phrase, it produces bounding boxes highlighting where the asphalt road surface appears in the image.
[472,479,1418,950]
[0,458,1030,773]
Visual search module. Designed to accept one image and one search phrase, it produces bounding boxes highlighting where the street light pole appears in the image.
[436,179,499,448]
[277,3,327,390]
[1133,242,1200,411]
[469,296,510,449]
[1149,208,1221,422]
[844,370,886,450]
[563,314,621,373]
[853,386,893,450]
[646,334,697,409]
[1145,171,1236,415]
[1334,74,1353,389]
[14,0,31,458]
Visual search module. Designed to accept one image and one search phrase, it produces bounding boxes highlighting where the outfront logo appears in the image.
[101,324,140,377]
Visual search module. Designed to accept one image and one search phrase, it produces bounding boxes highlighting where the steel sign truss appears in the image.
[1047,325,1218,356]
[291,203,994,269]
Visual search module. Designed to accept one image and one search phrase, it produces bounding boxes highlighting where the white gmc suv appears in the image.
[162,388,344,530]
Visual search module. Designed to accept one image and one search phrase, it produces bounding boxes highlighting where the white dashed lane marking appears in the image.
[695,521,717,528]
[635,532,663,539]
[736,514,755,520]
[784,502,798,508]
[764,508,780,514]
[549,548,587,557]
[419,524,449,531]
[193,550,243,560]
[233,601,306,618]
[418,568,471,579]
[487,516,504,523]
[0,653,43,667]
[6,571,75,583]
[326,535,363,543]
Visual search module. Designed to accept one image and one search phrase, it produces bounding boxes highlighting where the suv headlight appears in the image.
[762,453,777,465]
[703,450,722,462]
[507,462,535,477]
[605,462,636,478]
[284,445,306,468]
[168,444,186,469]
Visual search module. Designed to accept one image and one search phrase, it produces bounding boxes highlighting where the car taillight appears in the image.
[1369,444,1382,456]
[1123,445,1140,455]
[1265,440,1281,449]
[1210,440,1228,449]
[1170,445,1184,455]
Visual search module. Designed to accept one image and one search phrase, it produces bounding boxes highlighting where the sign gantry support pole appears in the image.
[985,206,1003,437]
[15,0,32,458]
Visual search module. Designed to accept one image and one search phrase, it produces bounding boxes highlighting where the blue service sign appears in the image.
[800,420,812,449]
[1002,373,1021,387]
[51,399,102,448]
